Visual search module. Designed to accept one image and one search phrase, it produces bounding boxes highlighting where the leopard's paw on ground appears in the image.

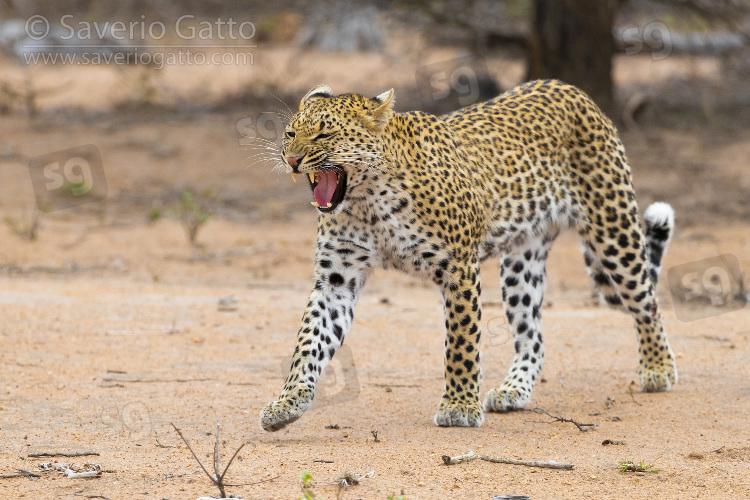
[434,397,484,427]
[639,363,678,392]
[259,396,311,432]
[483,387,530,412]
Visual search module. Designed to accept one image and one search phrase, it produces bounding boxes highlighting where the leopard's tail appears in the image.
[643,202,675,287]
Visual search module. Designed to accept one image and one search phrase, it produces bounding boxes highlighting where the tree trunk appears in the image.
[526,0,617,115]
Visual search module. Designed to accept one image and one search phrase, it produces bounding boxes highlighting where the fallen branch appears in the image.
[155,437,175,449]
[1,469,41,479]
[530,405,598,432]
[29,451,100,458]
[224,475,280,487]
[73,491,109,499]
[442,450,573,470]
[479,454,574,470]
[442,451,477,465]
[102,377,216,384]
[160,470,201,480]
[368,383,420,388]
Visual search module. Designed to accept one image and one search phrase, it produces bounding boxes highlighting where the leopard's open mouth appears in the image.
[305,168,347,213]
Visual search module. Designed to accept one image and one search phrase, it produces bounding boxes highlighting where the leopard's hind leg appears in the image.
[484,228,559,412]
[583,202,674,313]
[579,201,677,392]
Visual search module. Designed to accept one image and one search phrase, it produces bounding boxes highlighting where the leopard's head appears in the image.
[282,85,395,213]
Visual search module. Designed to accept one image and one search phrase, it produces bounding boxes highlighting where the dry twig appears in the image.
[530,405,598,432]
[628,386,643,406]
[0,469,41,479]
[442,450,573,470]
[171,423,243,498]
[29,451,100,458]
[73,491,109,499]
[442,451,477,465]
[171,422,277,498]
[479,454,574,470]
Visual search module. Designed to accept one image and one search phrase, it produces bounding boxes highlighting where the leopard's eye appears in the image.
[315,132,333,140]
[285,130,296,139]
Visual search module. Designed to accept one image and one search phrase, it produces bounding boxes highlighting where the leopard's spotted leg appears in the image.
[582,202,674,314]
[484,229,558,412]
[582,242,627,311]
[579,202,677,392]
[434,260,484,427]
[260,237,373,431]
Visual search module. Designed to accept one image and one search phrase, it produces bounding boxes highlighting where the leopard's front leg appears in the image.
[260,237,372,432]
[434,261,484,427]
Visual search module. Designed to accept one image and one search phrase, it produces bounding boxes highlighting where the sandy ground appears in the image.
[0,214,749,500]
[0,48,749,499]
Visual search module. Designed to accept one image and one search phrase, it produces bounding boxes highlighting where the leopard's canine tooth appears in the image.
[311,201,320,207]
[308,172,315,183]
[291,173,297,182]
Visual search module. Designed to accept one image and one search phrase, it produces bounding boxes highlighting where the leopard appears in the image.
[259,79,677,431]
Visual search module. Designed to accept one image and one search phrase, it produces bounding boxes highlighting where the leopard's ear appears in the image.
[366,88,395,134]
[300,84,333,110]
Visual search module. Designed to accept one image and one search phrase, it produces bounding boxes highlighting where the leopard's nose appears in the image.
[287,155,304,171]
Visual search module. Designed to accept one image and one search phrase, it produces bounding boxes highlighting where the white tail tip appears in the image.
[644,202,674,227]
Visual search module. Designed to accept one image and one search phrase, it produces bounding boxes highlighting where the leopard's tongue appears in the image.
[314,171,338,206]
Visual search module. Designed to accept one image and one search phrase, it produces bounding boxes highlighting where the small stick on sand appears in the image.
[531,405,598,432]
[1,470,41,479]
[442,451,477,465]
[442,450,573,470]
[29,451,100,458]
[479,454,574,470]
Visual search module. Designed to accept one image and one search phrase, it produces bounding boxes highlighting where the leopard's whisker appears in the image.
[269,91,294,118]
[243,138,282,150]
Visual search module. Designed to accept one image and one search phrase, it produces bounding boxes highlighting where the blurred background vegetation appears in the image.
[1,0,748,122]
[0,0,748,232]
